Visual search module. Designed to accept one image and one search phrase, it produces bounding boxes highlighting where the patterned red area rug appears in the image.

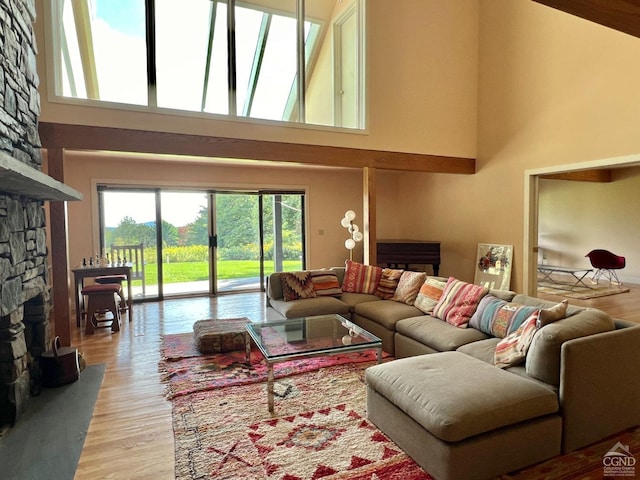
[159,333,387,399]
[171,362,432,480]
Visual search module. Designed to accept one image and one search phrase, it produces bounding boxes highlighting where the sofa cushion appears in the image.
[468,295,539,338]
[269,296,349,318]
[392,271,426,305]
[375,268,404,299]
[342,260,382,294]
[456,337,501,364]
[365,352,559,443]
[432,277,489,328]
[414,276,447,314]
[396,315,489,351]
[353,300,422,330]
[494,310,540,368]
[309,270,343,297]
[339,292,381,312]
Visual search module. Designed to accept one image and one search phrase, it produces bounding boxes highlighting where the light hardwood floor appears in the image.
[67,285,640,479]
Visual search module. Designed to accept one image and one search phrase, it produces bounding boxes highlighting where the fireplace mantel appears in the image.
[0,151,82,202]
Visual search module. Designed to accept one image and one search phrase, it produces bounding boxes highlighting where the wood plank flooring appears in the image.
[67,285,640,479]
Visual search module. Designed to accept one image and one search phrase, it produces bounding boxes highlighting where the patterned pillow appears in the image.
[375,268,404,299]
[309,270,343,297]
[414,277,447,314]
[536,300,568,328]
[469,295,540,338]
[432,277,490,328]
[341,260,382,295]
[494,310,541,368]
[392,271,427,305]
[281,271,317,301]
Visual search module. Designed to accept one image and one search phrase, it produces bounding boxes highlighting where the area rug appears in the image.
[169,360,640,480]
[171,362,432,480]
[160,347,385,399]
[537,281,630,299]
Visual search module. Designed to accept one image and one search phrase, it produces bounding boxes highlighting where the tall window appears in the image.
[51,0,365,129]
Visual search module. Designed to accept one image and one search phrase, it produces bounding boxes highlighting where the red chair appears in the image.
[585,249,626,286]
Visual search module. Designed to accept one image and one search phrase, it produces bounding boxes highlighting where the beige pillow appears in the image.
[536,299,568,328]
[392,271,427,305]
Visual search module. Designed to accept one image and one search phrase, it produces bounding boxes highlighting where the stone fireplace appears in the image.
[0,0,80,427]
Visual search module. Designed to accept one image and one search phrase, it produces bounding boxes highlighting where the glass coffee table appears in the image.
[245,313,382,413]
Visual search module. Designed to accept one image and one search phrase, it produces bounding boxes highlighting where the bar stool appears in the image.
[82,284,122,334]
[95,274,128,313]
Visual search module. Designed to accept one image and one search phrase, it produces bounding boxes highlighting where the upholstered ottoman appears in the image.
[365,352,562,480]
[193,318,250,353]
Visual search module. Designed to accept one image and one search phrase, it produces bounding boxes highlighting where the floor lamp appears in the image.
[341,210,363,261]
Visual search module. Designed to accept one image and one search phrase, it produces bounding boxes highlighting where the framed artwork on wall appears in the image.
[474,244,513,290]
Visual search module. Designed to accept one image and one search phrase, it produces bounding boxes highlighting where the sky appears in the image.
[103,191,207,228]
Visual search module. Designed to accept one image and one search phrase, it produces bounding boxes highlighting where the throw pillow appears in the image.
[392,271,427,305]
[536,299,569,328]
[342,260,382,295]
[375,268,404,299]
[432,277,490,328]
[281,271,317,301]
[469,295,540,338]
[309,270,343,297]
[494,310,541,368]
[414,276,447,314]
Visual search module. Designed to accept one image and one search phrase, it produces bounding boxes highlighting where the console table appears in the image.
[377,240,441,275]
[72,265,133,327]
[537,264,593,290]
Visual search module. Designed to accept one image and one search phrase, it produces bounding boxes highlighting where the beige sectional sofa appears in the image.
[266,266,640,480]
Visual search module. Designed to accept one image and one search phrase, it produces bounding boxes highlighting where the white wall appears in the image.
[538,168,640,284]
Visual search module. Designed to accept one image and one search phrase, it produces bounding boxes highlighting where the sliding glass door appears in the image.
[213,192,305,292]
[100,187,305,298]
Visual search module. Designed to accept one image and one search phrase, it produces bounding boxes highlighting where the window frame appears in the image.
[44,0,367,132]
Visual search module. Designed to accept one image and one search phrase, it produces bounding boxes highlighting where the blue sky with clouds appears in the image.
[95,0,145,37]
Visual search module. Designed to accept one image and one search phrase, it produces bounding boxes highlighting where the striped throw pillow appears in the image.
[281,271,317,301]
[468,295,540,338]
[375,268,404,299]
[432,277,490,328]
[310,270,343,297]
[494,310,540,368]
[414,276,447,314]
[342,260,382,295]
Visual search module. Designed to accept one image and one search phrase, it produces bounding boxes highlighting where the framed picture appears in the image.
[474,244,513,290]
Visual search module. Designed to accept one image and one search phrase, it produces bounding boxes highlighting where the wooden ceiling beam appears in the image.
[533,0,640,39]
[540,169,612,182]
[38,122,475,175]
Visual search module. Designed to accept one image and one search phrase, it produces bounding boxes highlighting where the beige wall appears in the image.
[386,1,640,292]
[539,168,640,284]
[61,152,371,272]
[35,1,479,157]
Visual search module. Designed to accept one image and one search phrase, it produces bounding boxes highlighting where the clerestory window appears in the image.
[50,0,365,129]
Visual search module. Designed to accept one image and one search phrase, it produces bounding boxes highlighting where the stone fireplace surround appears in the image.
[0,0,81,427]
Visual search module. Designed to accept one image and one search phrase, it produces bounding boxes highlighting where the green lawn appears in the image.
[140,260,303,284]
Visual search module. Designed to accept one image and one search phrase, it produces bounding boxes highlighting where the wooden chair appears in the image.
[110,243,146,295]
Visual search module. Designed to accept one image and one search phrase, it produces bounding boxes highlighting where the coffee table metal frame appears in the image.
[245,313,382,413]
